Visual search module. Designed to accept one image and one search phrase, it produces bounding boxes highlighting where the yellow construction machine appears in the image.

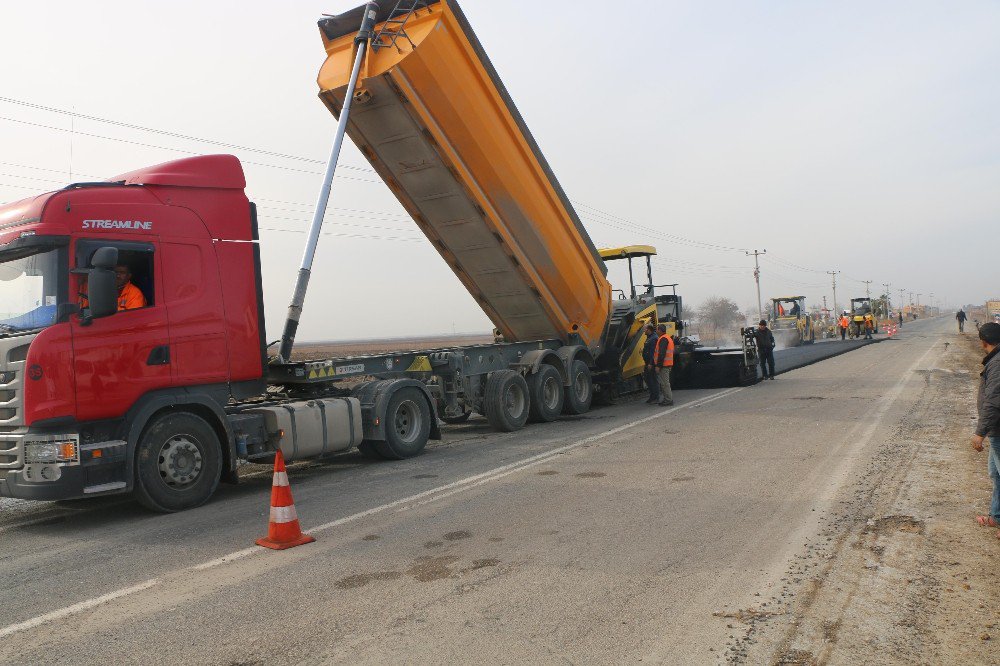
[849,297,876,338]
[768,296,816,346]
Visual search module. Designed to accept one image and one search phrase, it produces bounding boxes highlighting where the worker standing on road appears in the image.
[642,323,660,405]
[971,322,1000,533]
[957,309,968,333]
[898,311,904,328]
[864,313,874,340]
[754,319,776,381]
[839,311,850,340]
[653,323,675,406]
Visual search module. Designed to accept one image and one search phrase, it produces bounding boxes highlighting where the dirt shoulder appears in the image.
[737,330,999,664]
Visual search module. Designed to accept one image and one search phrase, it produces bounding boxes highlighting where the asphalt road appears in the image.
[0,317,946,664]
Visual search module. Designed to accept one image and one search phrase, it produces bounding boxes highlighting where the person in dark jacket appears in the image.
[957,309,967,333]
[754,319,776,380]
[972,322,1000,531]
[641,323,660,404]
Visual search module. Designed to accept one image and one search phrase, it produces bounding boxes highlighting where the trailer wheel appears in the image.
[133,412,222,513]
[562,359,593,415]
[528,365,564,422]
[483,370,530,432]
[375,387,431,460]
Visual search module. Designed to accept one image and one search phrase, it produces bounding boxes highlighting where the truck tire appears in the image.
[483,370,530,432]
[527,365,564,422]
[375,387,431,459]
[562,359,593,415]
[133,412,222,513]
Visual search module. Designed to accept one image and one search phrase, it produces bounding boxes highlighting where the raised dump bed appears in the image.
[317,0,611,353]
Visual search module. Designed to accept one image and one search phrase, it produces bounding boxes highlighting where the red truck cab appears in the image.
[0,155,267,506]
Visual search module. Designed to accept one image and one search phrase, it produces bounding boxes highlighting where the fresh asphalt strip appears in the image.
[773,337,884,376]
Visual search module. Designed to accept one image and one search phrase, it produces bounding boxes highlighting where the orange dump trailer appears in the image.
[316,0,611,353]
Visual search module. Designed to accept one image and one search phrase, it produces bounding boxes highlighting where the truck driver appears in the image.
[114,264,147,311]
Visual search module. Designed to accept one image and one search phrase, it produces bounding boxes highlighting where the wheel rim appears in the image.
[573,370,590,402]
[158,435,204,489]
[542,376,561,410]
[504,384,526,418]
[393,400,421,443]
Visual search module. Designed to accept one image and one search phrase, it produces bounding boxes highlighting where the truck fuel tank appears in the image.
[249,398,362,462]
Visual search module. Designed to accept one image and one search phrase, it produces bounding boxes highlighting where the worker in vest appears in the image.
[839,311,850,340]
[641,323,660,404]
[863,312,875,339]
[653,323,675,406]
[114,264,147,311]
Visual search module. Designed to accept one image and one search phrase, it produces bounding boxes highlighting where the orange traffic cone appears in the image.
[256,450,315,550]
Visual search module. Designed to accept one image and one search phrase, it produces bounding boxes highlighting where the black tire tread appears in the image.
[562,359,593,415]
[133,411,222,513]
[374,387,431,460]
[484,370,530,432]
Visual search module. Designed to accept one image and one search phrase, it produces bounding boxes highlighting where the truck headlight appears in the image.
[25,438,79,464]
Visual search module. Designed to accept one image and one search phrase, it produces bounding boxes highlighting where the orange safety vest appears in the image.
[839,316,849,328]
[654,334,675,367]
[117,282,147,311]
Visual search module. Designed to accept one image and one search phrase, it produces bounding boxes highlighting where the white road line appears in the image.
[0,387,742,638]
[0,579,158,639]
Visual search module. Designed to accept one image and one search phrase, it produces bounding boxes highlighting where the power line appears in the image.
[0,96,754,257]
[573,199,748,253]
[762,254,826,274]
[257,226,423,243]
[0,115,382,183]
[0,96,375,172]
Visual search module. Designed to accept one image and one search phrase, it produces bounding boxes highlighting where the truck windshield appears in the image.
[0,248,61,334]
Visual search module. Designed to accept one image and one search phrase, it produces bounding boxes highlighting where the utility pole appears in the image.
[917,293,922,306]
[899,288,906,321]
[883,282,891,319]
[822,295,828,316]
[827,271,841,315]
[747,249,766,321]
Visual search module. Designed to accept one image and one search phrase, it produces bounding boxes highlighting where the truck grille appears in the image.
[0,336,30,431]
[0,432,23,468]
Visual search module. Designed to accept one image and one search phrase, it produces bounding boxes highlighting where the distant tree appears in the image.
[698,296,743,331]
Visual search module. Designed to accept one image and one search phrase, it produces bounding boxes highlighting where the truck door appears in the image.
[70,239,173,422]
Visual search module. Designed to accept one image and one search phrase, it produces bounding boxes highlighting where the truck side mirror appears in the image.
[84,246,120,320]
[91,246,119,269]
[87,268,117,318]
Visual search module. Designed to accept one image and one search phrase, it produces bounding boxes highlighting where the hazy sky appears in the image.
[2,1,997,340]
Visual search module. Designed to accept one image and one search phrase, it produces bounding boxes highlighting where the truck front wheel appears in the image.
[134,412,222,513]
